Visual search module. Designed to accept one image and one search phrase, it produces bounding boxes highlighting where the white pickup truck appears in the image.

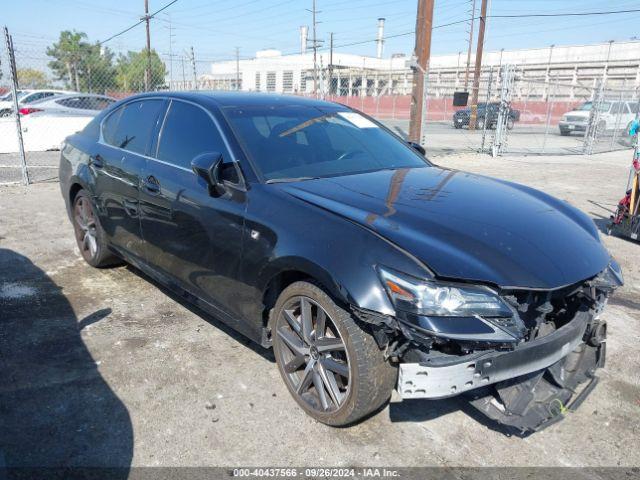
[559,100,636,136]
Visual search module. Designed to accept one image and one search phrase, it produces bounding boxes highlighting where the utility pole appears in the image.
[408,0,435,143]
[235,47,240,90]
[166,14,175,89]
[464,0,476,91]
[306,0,322,96]
[328,32,334,95]
[143,0,152,91]
[469,0,488,130]
[181,55,186,90]
[190,46,198,90]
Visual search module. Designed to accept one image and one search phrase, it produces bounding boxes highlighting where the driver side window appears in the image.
[156,100,239,183]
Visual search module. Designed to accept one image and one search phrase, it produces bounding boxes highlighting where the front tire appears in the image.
[72,190,120,268]
[272,281,397,426]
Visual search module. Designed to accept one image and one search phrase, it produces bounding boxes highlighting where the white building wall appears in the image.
[196,41,640,96]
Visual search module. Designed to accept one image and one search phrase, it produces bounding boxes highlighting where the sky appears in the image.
[3,0,640,76]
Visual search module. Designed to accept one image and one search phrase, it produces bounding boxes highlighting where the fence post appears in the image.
[480,67,493,154]
[3,26,28,186]
[610,89,624,151]
[541,75,557,154]
[492,65,514,157]
[583,81,604,155]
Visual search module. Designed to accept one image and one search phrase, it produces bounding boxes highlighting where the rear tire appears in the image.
[507,118,515,130]
[272,281,397,426]
[476,118,485,130]
[72,190,121,268]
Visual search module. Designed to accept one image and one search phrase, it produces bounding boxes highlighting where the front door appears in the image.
[138,99,248,324]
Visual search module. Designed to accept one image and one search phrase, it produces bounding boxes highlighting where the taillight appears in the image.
[18,107,43,115]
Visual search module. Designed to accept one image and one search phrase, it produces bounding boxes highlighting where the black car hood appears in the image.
[278,167,610,289]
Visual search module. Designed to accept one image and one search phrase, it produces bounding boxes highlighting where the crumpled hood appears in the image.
[278,167,610,289]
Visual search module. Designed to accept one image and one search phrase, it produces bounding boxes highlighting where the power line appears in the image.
[490,8,640,19]
[98,0,180,46]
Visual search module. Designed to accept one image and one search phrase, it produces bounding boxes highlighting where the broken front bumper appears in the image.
[397,310,606,433]
[398,310,593,399]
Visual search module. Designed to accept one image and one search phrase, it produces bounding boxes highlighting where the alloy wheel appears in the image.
[74,196,98,260]
[276,296,350,413]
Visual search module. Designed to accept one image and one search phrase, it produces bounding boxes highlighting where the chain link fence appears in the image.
[1,27,639,186]
[0,29,174,185]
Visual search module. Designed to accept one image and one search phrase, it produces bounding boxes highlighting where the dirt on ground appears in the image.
[0,149,639,468]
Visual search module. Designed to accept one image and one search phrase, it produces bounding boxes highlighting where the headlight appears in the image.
[561,115,568,121]
[378,267,512,317]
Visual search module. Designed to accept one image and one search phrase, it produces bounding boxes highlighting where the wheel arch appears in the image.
[65,176,92,219]
[258,256,371,342]
[69,181,84,205]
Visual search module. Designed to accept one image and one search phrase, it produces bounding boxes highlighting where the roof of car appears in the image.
[128,90,347,109]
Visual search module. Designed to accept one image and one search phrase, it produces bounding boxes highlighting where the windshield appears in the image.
[577,102,592,111]
[223,105,429,181]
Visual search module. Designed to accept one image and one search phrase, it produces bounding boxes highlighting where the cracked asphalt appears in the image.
[0,149,639,468]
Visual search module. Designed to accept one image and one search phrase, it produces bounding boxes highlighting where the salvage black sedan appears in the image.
[60,92,622,432]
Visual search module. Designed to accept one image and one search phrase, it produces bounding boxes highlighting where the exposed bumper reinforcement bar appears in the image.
[397,311,590,399]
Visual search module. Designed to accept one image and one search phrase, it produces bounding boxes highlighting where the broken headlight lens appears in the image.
[593,260,624,290]
[378,267,512,317]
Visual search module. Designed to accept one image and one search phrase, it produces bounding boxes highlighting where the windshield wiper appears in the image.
[265,176,320,184]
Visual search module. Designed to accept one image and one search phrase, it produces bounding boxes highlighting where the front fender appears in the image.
[242,185,431,320]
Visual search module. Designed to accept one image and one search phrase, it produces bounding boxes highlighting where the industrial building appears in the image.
[179,20,640,101]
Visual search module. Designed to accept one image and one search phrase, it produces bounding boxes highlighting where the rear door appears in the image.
[93,98,166,262]
[139,99,248,321]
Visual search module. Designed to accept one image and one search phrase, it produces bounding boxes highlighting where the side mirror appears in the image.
[191,152,224,196]
[407,141,426,156]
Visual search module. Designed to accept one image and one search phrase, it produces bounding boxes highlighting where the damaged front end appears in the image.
[354,261,623,434]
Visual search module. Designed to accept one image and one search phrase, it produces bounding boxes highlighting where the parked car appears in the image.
[19,93,116,116]
[453,102,521,130]
[60,92,621,432]
[0,89,76,117]
[559,100,636,136]
[0,94,115,154]
[0,90,25,102]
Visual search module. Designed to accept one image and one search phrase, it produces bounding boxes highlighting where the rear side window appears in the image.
[106,100,164,155]
[58,96,115,111]
[102,107,124,145]
[157,100,230,172]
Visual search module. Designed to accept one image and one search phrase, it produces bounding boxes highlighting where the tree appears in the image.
[46,30,117,93]
[17,69,49,89]
[116,49,166,92]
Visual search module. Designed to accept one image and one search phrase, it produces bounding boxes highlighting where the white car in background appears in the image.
[0,89,77,117]
[0,93,116,153]
[559,100,637,136]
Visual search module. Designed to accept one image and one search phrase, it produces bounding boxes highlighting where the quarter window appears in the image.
[157,101,235,181]
[107,100,164,155]
[102,106,124,145]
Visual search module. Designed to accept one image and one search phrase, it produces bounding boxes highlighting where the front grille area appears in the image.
[565,115,587,123]
[502,278,603,342]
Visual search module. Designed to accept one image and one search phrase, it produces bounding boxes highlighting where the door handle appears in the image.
[142,175,161,195]
[89,154,104,169]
